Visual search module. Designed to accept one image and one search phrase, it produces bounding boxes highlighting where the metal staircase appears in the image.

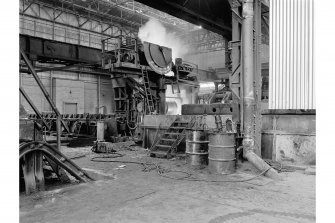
[150,118,195,158]
[141,67,155,114]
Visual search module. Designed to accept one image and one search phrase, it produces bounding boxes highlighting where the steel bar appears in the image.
[23,1,34,13]
[20,49,70,133]
[19,68,22,104]
[101,0,132,15]
[54,10,63,20]
[33,65,79,73]
[79,18,89,28]
[19,67,112,76]
[56,116,61,151]
[20,87,51,130]
[232,9,243,24]
[20,13,113,39]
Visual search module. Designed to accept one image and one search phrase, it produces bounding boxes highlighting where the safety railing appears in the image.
[20,16,104,49]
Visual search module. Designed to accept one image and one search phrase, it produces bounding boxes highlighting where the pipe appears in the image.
[241,0,281,180]
[56,116,61,151]
[97,75,101,113]
[56,116,61,176]
[242,0,255,145]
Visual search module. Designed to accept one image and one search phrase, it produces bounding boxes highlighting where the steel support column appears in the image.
[229,0,242,126]
[20,49,70,133]
[254,0,262,156]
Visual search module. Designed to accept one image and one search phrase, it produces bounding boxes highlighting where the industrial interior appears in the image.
[19,0,316,222]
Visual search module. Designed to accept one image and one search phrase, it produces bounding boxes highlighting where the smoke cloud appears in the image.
[138,18,189,61]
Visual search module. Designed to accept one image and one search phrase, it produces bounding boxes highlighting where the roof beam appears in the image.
[163,0,232,32]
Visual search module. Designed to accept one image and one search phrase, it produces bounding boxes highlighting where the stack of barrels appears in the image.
[185,117,236,174]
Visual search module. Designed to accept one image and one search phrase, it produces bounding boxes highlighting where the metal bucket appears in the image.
[186,130,209,167]
[208,133,236,174]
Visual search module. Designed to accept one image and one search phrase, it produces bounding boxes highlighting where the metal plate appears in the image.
[143,41,172,75]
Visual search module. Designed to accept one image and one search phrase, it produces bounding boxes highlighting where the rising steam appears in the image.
[138,18,189,61]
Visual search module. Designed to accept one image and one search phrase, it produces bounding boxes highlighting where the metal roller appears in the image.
[165,101,178,115]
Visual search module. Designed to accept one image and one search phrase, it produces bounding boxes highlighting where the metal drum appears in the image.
[208,133,236,174]
[186,130,209,167]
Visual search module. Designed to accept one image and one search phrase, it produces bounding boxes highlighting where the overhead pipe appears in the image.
[241,0,281,180]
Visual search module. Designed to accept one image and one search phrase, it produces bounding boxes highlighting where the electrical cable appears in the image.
[90,154,272,183]
[91,156,157,172]
[158,167,271,183]
[69,154,86,160]
[91,153,124,160]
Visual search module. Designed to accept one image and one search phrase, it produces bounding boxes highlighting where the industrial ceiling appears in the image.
[135,0,232,39]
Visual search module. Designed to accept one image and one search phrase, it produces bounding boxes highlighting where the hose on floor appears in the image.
[90,154,272,183]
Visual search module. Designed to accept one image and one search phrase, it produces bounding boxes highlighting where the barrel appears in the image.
[208,133,236,174]
[186,130,209,167]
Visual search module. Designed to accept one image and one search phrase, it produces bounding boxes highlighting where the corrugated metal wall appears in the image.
[269,0,315,109]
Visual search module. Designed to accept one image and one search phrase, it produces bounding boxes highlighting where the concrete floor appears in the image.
[20,144,315,223]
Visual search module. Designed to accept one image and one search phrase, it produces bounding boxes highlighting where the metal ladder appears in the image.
[150,117,195,158]
[141,67,155,114]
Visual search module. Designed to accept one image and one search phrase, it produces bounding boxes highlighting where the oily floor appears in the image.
[19,144,316,223]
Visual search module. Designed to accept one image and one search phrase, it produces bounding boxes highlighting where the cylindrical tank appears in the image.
[208,133,236,174]
[186,130,209,168]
